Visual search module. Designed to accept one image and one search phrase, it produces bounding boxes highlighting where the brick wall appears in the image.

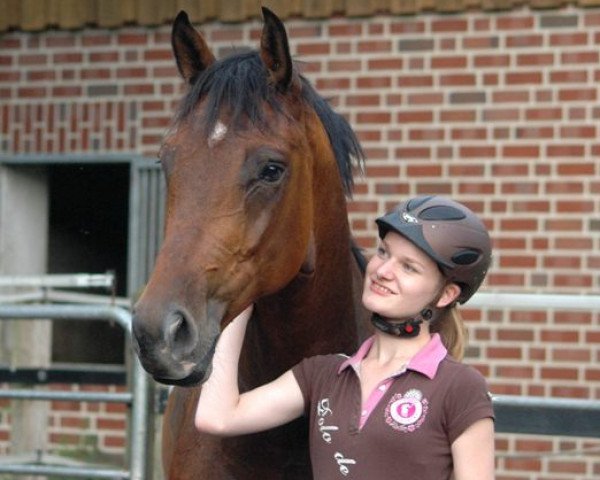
[1,6,599,479]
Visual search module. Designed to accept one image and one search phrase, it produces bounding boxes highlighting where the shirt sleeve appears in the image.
[292,354,344,416]
[443,364,494,445]
[291,357,314,415]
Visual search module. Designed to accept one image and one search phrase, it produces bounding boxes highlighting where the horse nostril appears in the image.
[165,310,197,358]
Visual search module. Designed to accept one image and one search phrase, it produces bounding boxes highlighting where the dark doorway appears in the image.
[48,163,130,364]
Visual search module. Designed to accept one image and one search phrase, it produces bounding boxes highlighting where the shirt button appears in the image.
[379,385,387,391]
[361,410,368,416]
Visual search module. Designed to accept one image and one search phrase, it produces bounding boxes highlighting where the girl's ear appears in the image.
[436,283,461,308]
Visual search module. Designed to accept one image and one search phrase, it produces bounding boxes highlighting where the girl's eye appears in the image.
[376,246,388,258]
[402,263,418,273]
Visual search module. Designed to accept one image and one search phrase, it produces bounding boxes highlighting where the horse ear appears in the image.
[171,10,216,85]
[259,7,299,91]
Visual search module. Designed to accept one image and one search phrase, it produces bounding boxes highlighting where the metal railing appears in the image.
[0,304,153,480]
[469,291,600,438]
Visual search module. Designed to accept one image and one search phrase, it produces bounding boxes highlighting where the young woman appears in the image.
[196,196,495,479]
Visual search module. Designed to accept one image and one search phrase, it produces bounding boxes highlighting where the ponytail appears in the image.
[430,306,467,361]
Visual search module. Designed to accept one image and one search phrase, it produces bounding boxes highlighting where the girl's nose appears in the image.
[375,259,395,280]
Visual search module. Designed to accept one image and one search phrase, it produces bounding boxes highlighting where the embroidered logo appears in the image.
[385,389,428,432]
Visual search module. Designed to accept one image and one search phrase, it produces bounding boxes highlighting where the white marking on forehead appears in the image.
[208,121,228,148]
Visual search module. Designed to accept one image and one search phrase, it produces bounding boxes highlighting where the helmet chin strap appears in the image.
[371,308,435,338]
[370,286,448,338]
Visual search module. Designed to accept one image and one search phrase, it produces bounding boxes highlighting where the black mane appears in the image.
[175,51,364,197]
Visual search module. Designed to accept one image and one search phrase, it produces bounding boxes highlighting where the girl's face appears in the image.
[362,231,458,320]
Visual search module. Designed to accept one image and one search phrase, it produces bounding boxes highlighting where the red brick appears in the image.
[459,182,495,194]
[448,165,485,176]
[431,55,467,69]
[486,273,524,288]
[541,367,579,380]
[440,110,476,122]
[409,128,444,141]
[53,52,83,63]
[458,145,496,158]
[397,111,433,123]
[552,348,591,362]
[499,255,537,268]
[97,418,126,430]
[548,460,587,473]
[496,366,534,378]
[506,34,543,48]
[462,36,498,49]
[118,33,148,45]
[510,311,548,324]
[406,93,443,105]
[525,107,562,121]
[543,256,581,268]
[374,183,409,195]
[562,50,599,64]
[559,125,596,138]
[397,75,433,87]
[365,166,400,177]
[315,78,350,90]
[557,163,596,175]
[327,60,361,72]
[209,29,244,42]
[431,19,468,32]
[474,54,510,68]
[144,49,172,61]
[103,435,126,448]
[390,21,425,34]
[506,71,543,85]
[356,77,391,89]
[329,24,362,36]
[406,165,442,176]
[483,108,519,121]
[439,73,477,87]
[82,34,112,46]
[394,147,430,159]
[357,40,392,54]
[553,274,592,288]
[355,111,391,124]
[297,43,330,56]
[500,183,538,195]
[368,58,403,70]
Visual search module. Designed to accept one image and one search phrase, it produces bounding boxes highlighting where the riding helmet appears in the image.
[375,195,491,304]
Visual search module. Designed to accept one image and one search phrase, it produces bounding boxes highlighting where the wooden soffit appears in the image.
[0,0,590,33]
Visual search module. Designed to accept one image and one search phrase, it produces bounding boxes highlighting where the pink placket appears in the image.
[338,334,448,430]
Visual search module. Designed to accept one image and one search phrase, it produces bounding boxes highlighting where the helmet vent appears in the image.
[406,196,433,212]
[419,205,466,221]
[452,249,480,265]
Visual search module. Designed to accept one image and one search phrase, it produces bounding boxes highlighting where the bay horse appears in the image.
[132,8,368,479]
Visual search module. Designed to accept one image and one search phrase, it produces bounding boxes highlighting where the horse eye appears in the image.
[259,163,284,183]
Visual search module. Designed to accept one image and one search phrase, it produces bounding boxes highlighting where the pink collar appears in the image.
[338,333,448,379]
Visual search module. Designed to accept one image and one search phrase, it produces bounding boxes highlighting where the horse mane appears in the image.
[174,51,365,197]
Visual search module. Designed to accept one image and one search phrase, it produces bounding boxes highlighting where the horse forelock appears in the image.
[174,50,365,197]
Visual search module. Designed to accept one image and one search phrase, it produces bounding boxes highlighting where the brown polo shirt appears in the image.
[292,334,494,479]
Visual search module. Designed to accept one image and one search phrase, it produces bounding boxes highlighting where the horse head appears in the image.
[132,8,363,386]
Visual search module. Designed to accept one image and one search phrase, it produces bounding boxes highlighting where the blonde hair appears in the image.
[430,306,467,361]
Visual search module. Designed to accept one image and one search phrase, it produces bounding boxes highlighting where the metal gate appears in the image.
[127,159,165,296]
[471,292,600,438]
[0,303,153,480]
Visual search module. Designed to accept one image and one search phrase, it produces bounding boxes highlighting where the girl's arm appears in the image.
[451,417,495,480]
[195,305,305,436]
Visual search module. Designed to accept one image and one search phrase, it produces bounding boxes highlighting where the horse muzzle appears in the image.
[131,303,222,386]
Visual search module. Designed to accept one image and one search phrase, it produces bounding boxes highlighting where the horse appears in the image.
[132,8,368,479]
